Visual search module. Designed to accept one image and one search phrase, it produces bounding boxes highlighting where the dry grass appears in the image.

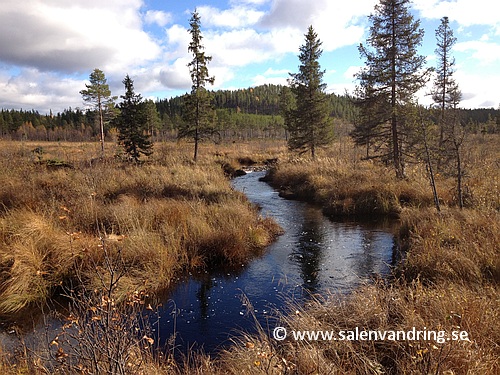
[264,156,435,217]
[214,206,499,375]
[264,135,500,216]
[211,135,500,374]
[400,208,500,284]
[0,140,282,315]
[147,136,498,375]
[1,136,498,374]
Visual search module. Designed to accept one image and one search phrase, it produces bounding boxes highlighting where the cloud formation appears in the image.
[0,0,498,112]
[145,10,173,27]
[413,0,500,29]
[0,0,160,74]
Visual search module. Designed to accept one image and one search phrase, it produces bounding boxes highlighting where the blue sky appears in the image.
[1,0,499,114]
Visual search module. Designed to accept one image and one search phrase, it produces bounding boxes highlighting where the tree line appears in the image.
[1,1,499,165]
[1,101,496,141]
[0,84,361,142]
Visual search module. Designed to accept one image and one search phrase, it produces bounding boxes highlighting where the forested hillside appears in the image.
[155,84,357,119]
[1,83,498,141]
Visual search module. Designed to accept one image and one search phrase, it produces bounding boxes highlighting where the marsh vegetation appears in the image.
[0,134,497,374]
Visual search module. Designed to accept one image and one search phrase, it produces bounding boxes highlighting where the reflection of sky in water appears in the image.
[157,171,397,354]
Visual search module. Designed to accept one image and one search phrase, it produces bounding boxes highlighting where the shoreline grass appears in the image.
[263,135,499,217]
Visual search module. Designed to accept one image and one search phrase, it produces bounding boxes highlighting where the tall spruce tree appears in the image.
[356,0,429,178]
[80,68,116,156]
[180,10,215,161]
[286,26,332,158]
[432,17,464,207]
[432,17,461,147]
[116,75,152,162]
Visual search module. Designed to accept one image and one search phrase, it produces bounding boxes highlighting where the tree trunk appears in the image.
[456,143,463,209]
[421,116,440,211]
[99,101,105,157]
[194,127,199,162]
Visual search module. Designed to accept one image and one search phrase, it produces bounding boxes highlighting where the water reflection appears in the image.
[155,171,397,354]
[291,206,326,294]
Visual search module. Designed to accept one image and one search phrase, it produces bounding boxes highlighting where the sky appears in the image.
[0,0,499,114]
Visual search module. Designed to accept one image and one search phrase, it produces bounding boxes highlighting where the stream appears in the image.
[155,171,397,354]
[0,171,397,358]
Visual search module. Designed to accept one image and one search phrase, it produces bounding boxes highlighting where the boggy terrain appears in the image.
[1,136,499,374]
[0,140,283,316]
[219,135,499,374]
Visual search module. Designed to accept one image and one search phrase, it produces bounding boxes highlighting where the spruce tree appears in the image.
[179,10,215,161]
[356,0,429,178]
[286,26,333,158]
[80,68,116,156]
[143,99,162,138]
[116,75,152,163]
[432,17,464,207]
[432,17,461,147]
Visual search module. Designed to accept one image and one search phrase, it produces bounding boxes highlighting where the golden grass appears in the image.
[264,135,500,216]
[400,208,500,284]
[0,136,498,374]
[0,140,282,315]
[215,207,499,375]
[211,135,500,374]
[264,156,435,217]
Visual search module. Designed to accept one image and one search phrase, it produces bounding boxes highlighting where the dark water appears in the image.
[155,171,397,354]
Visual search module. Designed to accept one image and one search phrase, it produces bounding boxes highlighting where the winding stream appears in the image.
[155,171,397,353]
[0,171,397,358]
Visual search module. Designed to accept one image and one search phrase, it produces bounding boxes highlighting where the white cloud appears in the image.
[454,40,500,65]
[210,66,236,88]
[230,0,270,5]
[1,0,498,113]
[0,0,160,74]
[413,0,500,27]
[145,10,172,27]
[343,66,362,80]
[252,74,288,86]
[251,66,290,87]
[198,5,265,28]
[205,28,276,67]
[0,68,84,113]
[414,66,500,109]
[454,70,500,108]
[263,68,290,76]
[260,0,375,51]
[164,24,192,63]
[159,58,191,90]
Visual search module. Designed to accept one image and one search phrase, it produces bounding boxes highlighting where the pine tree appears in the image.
[179,10,215,161]
[80,68,116,156]
[287,26,333,158]
[356,0,429,178]
[116,75,152,163]
[279,86,295,141]
[351,67,390,159]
